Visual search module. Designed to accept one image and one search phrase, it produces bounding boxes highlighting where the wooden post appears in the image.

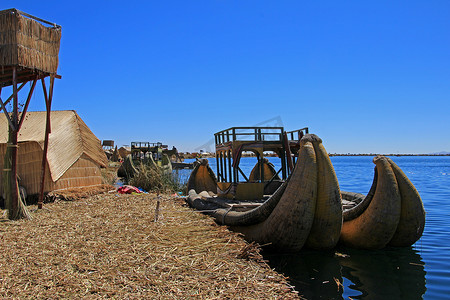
[1,74,37,220]
[227,150,232,182]
[283,132,294,175]
[154,200,160,222]
[219,151,224,182]
[215,151,220,182]
[258,152,264,183]
[223,150,227,183]
[38,76,54,209]
[10,67,19,215]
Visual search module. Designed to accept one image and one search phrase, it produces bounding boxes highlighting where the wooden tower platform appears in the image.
[0,8,61,214]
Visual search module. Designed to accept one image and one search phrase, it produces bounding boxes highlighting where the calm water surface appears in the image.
[183,156,450,299]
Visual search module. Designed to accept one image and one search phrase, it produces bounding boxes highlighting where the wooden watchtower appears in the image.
[0,9,61,217]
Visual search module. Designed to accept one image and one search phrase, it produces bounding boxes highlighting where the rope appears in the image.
[222,206,233,225]
[6,144,19,148]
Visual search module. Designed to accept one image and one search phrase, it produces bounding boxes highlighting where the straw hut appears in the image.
[0,110,107,196]
[118,146,131,159]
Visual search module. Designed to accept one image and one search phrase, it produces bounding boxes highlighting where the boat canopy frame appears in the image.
[214,126,309,185]
[131,141,167,161]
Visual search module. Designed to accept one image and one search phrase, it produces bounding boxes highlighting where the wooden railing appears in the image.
[214,127,284,145]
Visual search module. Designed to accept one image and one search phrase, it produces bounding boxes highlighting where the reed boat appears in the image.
[117,154,138,178]
[186,127,343,252]
[340,156,425,249]
[118,154,172,178]
[187,127,426,251]
[118,142,172,179]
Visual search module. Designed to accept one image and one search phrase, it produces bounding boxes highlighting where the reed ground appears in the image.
[0,187,301,299]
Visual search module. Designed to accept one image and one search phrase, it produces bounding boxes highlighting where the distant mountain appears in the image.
[430,151,450,155]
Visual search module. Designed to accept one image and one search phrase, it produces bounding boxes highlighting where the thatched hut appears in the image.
[118,146,131,159]
[0,111,107,196]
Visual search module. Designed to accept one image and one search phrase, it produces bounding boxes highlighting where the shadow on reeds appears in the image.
[264,246,426,300]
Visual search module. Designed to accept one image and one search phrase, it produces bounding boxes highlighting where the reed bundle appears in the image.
[0,9,61,74]
[0,192,299,299]
[129,162,186,193]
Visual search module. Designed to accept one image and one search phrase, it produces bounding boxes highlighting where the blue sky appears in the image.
[2,1,449,153]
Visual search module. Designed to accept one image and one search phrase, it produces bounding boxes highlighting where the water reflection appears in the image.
[265,247,426,300]
[265,250,343,299]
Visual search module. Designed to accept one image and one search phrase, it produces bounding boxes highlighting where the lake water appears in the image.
[182,156,450,299]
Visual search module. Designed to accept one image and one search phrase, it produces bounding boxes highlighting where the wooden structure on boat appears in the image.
[0,8,61,214]
[214,126,308,200]
[131,142,166,161]
[118,142,173,179]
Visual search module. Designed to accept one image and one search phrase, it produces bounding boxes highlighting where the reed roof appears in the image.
[0,8,61,85]
[0,110,107,181]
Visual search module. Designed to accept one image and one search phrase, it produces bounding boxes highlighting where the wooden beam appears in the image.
[227,150,232,182]
[13,9,61,28]
[0,88,16,131]
[38,76,54,209]
[0,67,61,87]
[0,80,33,131]
[17,77,37,130]
[1,82,27,107]
[10,66,19,215]
[238,166,249,182]
[283,132,294,174]
[0,98,15,132]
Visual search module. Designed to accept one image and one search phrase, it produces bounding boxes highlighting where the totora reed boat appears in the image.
[118,142,172,179]
[186,126,425,251]
[186,127,343,251]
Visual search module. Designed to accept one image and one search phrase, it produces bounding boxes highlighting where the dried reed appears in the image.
[129,163,186,194]
[0,192,301,299]
[0,9,61,73]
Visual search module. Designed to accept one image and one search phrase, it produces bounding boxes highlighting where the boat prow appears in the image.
[340,156,425,249]
[117,154,138,178]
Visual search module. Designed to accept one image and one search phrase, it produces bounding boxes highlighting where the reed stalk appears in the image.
[129,163,186,194]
